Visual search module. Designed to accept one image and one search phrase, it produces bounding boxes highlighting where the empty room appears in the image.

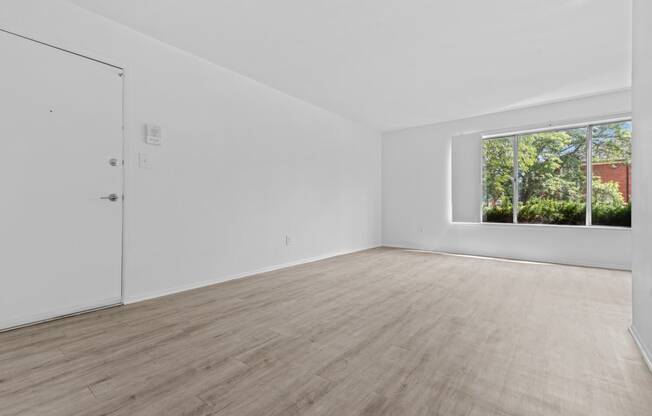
[1,1,652,415]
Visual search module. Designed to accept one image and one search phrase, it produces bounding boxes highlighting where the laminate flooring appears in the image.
[1,248,651,416]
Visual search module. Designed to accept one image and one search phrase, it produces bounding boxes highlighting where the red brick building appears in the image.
[593,161,631,202]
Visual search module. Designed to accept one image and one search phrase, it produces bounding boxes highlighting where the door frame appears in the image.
[0,27,127,330]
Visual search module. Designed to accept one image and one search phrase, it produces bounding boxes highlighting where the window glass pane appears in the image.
[591,121,632,227]
[482,137,514,223]
[517,128,587,225]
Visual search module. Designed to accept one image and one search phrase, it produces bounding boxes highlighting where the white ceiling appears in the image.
[68,0,632,131]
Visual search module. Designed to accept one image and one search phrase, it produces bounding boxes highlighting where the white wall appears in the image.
[0,0,381,303]
[631,0,652,366]
[383,90,632,270]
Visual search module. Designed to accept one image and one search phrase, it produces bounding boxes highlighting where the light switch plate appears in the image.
[145,124,162,145]
[138,152,152,169]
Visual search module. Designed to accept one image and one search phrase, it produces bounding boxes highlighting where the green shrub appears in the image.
[483,199,631,227]
[593,202,631,227]
[517,198,585,225]
[483,204,513,223]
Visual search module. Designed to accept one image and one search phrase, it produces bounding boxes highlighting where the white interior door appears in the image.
[0,32,124,330]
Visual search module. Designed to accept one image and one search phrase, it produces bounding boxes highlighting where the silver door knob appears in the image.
[100,193,119,202]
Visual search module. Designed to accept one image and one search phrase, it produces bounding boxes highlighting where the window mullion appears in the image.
[586,126,593,226]
[513,135,519,224]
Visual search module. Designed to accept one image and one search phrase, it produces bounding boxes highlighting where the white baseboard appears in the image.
[0,297,122,332]
[124,245,379,304]
[382,243,630,271]
[629,325,652,374]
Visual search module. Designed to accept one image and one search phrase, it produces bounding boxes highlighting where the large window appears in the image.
[482,119,631,227]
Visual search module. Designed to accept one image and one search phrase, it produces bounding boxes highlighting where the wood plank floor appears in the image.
[1,247,651,416]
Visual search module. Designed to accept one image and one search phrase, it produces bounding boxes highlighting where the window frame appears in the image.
[480,116,632,227]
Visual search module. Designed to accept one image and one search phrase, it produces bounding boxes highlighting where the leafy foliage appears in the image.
[593,202,631,227]
[592,122,632,164]
[483,204,513,223]
[517,198,585,225]
[517,128,586,203]
[482,137,513,208]
[483,200,631,227]
[592,177,624,206]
